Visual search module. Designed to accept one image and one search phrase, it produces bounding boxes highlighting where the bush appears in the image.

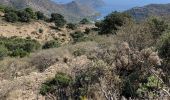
[36,11,45,20]
[4,7,16,13]
[148,18,168,38]
[79,18,90,24]
[18,11,31,22]
[0,37,40,57]
[71,31,86,43]
[4,12,19,22]
[42,40,60,49]
[24,7,36,19]
[0,45,8,60]
[39,28,44,33]
[31,53,56,72]
[50,13,66,28]
[73,48,86,56]
[96,12,131,35]
[158,32,170,60]
[40,73,72,95]
[66,23,77,30]
[9,49,28,58]
[50,13,64,22]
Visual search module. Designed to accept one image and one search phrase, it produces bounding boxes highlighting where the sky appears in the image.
[53,0,170,7]
[52,0,170,18]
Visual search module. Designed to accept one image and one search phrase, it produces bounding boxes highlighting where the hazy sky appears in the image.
[53,0,170,11]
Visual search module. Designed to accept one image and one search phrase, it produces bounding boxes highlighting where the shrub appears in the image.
[73,48,86,57]
[18,11,31,22]
[9,49,28,57]
[84,28,90,34]
[148,17,168,38]
[0,45,8,60]
[79,18,90,24]
[71,31,86,43]
[66,23,77,30]
[42,40,60,49]
[40,73,72,95]
[24,7,36,19]
[31,53,56,72]
[0,37,40,57]
[4,7,16,13]
[96,12,131,35]
[4,12,19,22]
[36,11,45,20]
[39,28,44,33]
[55,19,66,28]
[158,32,170,60]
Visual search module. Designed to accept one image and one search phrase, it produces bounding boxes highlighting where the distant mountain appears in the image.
[75,0,105,9]
[0,0,97,22]
[126,3,170,21]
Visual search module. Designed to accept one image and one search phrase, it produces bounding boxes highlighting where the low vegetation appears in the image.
[0,5,169,100]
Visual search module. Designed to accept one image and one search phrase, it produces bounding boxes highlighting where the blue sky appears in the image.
[52,0,170,11]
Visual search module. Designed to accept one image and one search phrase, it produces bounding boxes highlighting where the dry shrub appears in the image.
[30,52,57,72]
[115,42,162,71]
[116,22,154,50]
[0,57,32,80]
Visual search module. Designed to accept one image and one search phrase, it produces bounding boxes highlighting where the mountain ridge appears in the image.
[125,3,170,21]
[0,0,97,22]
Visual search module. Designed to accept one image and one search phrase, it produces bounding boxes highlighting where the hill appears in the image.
[0,0,97,22]
[126,3,170,21]
[75,0,105,9]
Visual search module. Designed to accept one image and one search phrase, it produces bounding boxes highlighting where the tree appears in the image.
[4,12,19,22]
[50,13,64,22]
[24,7,36,19]
[96,12,132,35]
[36,11,45,20]
[79,18,90,24]
[50,13,66,28]
[18,11,31,22]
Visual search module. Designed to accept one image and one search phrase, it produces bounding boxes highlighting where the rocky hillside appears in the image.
[126,3,170,21]
[75,0,105,9]
[0,0,97,22]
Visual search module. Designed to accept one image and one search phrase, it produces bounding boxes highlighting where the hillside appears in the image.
[126,3,170,21]
[0,3,170,100]
[75,0,105,9]
[0,0,97,22]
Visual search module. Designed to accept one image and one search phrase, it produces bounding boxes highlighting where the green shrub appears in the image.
[18,11,31,22]
[79,18,90,24]
[24,8,36,19]
[9,49,28,57]
[158,32,170,60]
[96,12,131,35]
[71,31,86,43]
[42,40,60,49]
[39,28,44,33]
[24,7,36,19]
[50,13,66,28]
[36,11,45,20]
[40,73,72,95]
[4,12,19,22]
[148,18,168,38]
[0,37,40,57]
[0,45,8,60]
[4,7,16,13]
[66,23,77,30]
